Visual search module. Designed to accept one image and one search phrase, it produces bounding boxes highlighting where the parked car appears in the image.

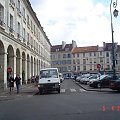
[89,75,113,88]
[109,76,120,91]
[79,74,91,84]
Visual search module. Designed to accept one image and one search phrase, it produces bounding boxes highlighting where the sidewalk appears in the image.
[75,81,114,92]
[0,83,38,101]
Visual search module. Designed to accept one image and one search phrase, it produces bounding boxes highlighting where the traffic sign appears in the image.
[7,67,12,73]
[97,64,101,69]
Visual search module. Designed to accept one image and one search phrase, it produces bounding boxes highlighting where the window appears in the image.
[34,25,35,34]
[23,28,25,41]
[73,66,76,71]
[89,52,91,57]
[18,0,20,10]
[63,54,66,58]
[0,4,4,26]
[17,22,20,37]
[83,59,86,64]
[89,58,92,63]
[73,54,75,58]
[58,54,61,58]
[67,54,71,58]
[107,58,109,63]
[27,33,29,43]
[10,14,13,29]
[23,7,25,18]
[100,51,102,56]
[27,15,29,25]
[83,66,86,71]
[77,53,79,57]
[73,59,76,64]
[77,59,80,64]
[106,52,109,57]
[68,66,71,71]
[83,53,85,58]
[94,52,96,56]
[77,66,80,71]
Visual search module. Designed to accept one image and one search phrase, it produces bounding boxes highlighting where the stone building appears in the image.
[0,0,51,89]
[51,41,120,77]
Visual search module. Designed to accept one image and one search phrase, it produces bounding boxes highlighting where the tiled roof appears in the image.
[51,44,73,52]
[72,46,98,53]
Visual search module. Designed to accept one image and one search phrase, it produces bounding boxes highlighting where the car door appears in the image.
[103,76,111,87]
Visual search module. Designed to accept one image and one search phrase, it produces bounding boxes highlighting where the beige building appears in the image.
[51,41,120,77]
[0,0,51,89]
[51,40,77,77]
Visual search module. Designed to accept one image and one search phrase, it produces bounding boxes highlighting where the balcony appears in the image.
[9,27,14,37]
[0,20,5,30]
[23,17,26,24]
[9,0,15,9]
[17,8,21,17]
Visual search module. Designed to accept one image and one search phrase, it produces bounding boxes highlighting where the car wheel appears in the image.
[39,90,43,95]
[97,83,101,88]
[58,89,60,93]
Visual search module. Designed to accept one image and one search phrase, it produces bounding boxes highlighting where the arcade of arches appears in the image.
[0,40,45,89]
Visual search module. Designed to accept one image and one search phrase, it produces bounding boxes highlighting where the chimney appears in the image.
[62,41,66,49]
[72,40,77,48]
[103,42,106,49]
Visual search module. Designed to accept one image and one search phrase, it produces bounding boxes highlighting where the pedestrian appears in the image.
[8,75,14,93]
[15,74,21,94]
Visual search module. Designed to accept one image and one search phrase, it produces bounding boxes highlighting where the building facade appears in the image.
[0,0,51,89]
[51,41,120,77]
[51,40,77,77]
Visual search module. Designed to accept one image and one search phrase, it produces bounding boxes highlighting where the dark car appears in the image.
[109,77,120,91]
[89,75,113,88]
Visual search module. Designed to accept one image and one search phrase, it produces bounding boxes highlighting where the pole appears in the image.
[110,0,116,80]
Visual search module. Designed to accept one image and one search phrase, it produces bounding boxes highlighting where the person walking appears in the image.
[15,74,21,94]
[8,75,14,94]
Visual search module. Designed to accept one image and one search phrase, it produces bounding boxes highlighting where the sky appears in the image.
[29,0,120,47]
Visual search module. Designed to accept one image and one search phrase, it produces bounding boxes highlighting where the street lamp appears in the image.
[110,0,119,80]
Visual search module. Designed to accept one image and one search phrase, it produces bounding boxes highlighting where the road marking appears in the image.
[70,89,76,92]
[60,89,65,93]
[79,89,86,92]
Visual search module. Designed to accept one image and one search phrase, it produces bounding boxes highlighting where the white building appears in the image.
[0,0,51,89]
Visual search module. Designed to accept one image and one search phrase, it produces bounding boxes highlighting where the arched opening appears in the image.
[0,40,5,89]
[27,54,30,81]
[7,45,14,85]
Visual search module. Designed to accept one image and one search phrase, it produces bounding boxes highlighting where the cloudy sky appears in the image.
[29,0,120,47]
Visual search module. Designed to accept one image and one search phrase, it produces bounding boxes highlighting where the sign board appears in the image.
[97,64,101,69]
[7,67,12,73]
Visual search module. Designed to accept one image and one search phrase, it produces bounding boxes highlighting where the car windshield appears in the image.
[40,69,58,78]
[89,75,98,79]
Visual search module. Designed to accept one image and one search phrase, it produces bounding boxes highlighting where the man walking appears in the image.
[15,74,21,94]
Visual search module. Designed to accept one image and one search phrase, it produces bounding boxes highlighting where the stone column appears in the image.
[20,56,22,85]
[25,58,27,84]
[4,52,7,89]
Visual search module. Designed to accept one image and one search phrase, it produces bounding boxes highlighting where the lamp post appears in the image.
[110,0,118,79]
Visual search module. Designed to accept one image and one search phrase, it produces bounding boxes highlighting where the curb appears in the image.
[75,82,113,92]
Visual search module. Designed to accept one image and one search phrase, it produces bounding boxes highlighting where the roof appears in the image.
[72,46,98,53]
[51,44,73,52]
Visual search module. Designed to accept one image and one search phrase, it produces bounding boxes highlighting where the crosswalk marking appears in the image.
[60,89,65,93]
[79,89,86,92]
[60,88,86,93]
[70,89,76,92]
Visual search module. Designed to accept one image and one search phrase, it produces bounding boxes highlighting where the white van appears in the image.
[38,68,60,94]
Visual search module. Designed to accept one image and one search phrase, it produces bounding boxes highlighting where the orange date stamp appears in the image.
[102,105,120,112]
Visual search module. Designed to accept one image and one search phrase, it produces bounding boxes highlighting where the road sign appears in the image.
[7,67,12,73]
[97,64,101,69]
